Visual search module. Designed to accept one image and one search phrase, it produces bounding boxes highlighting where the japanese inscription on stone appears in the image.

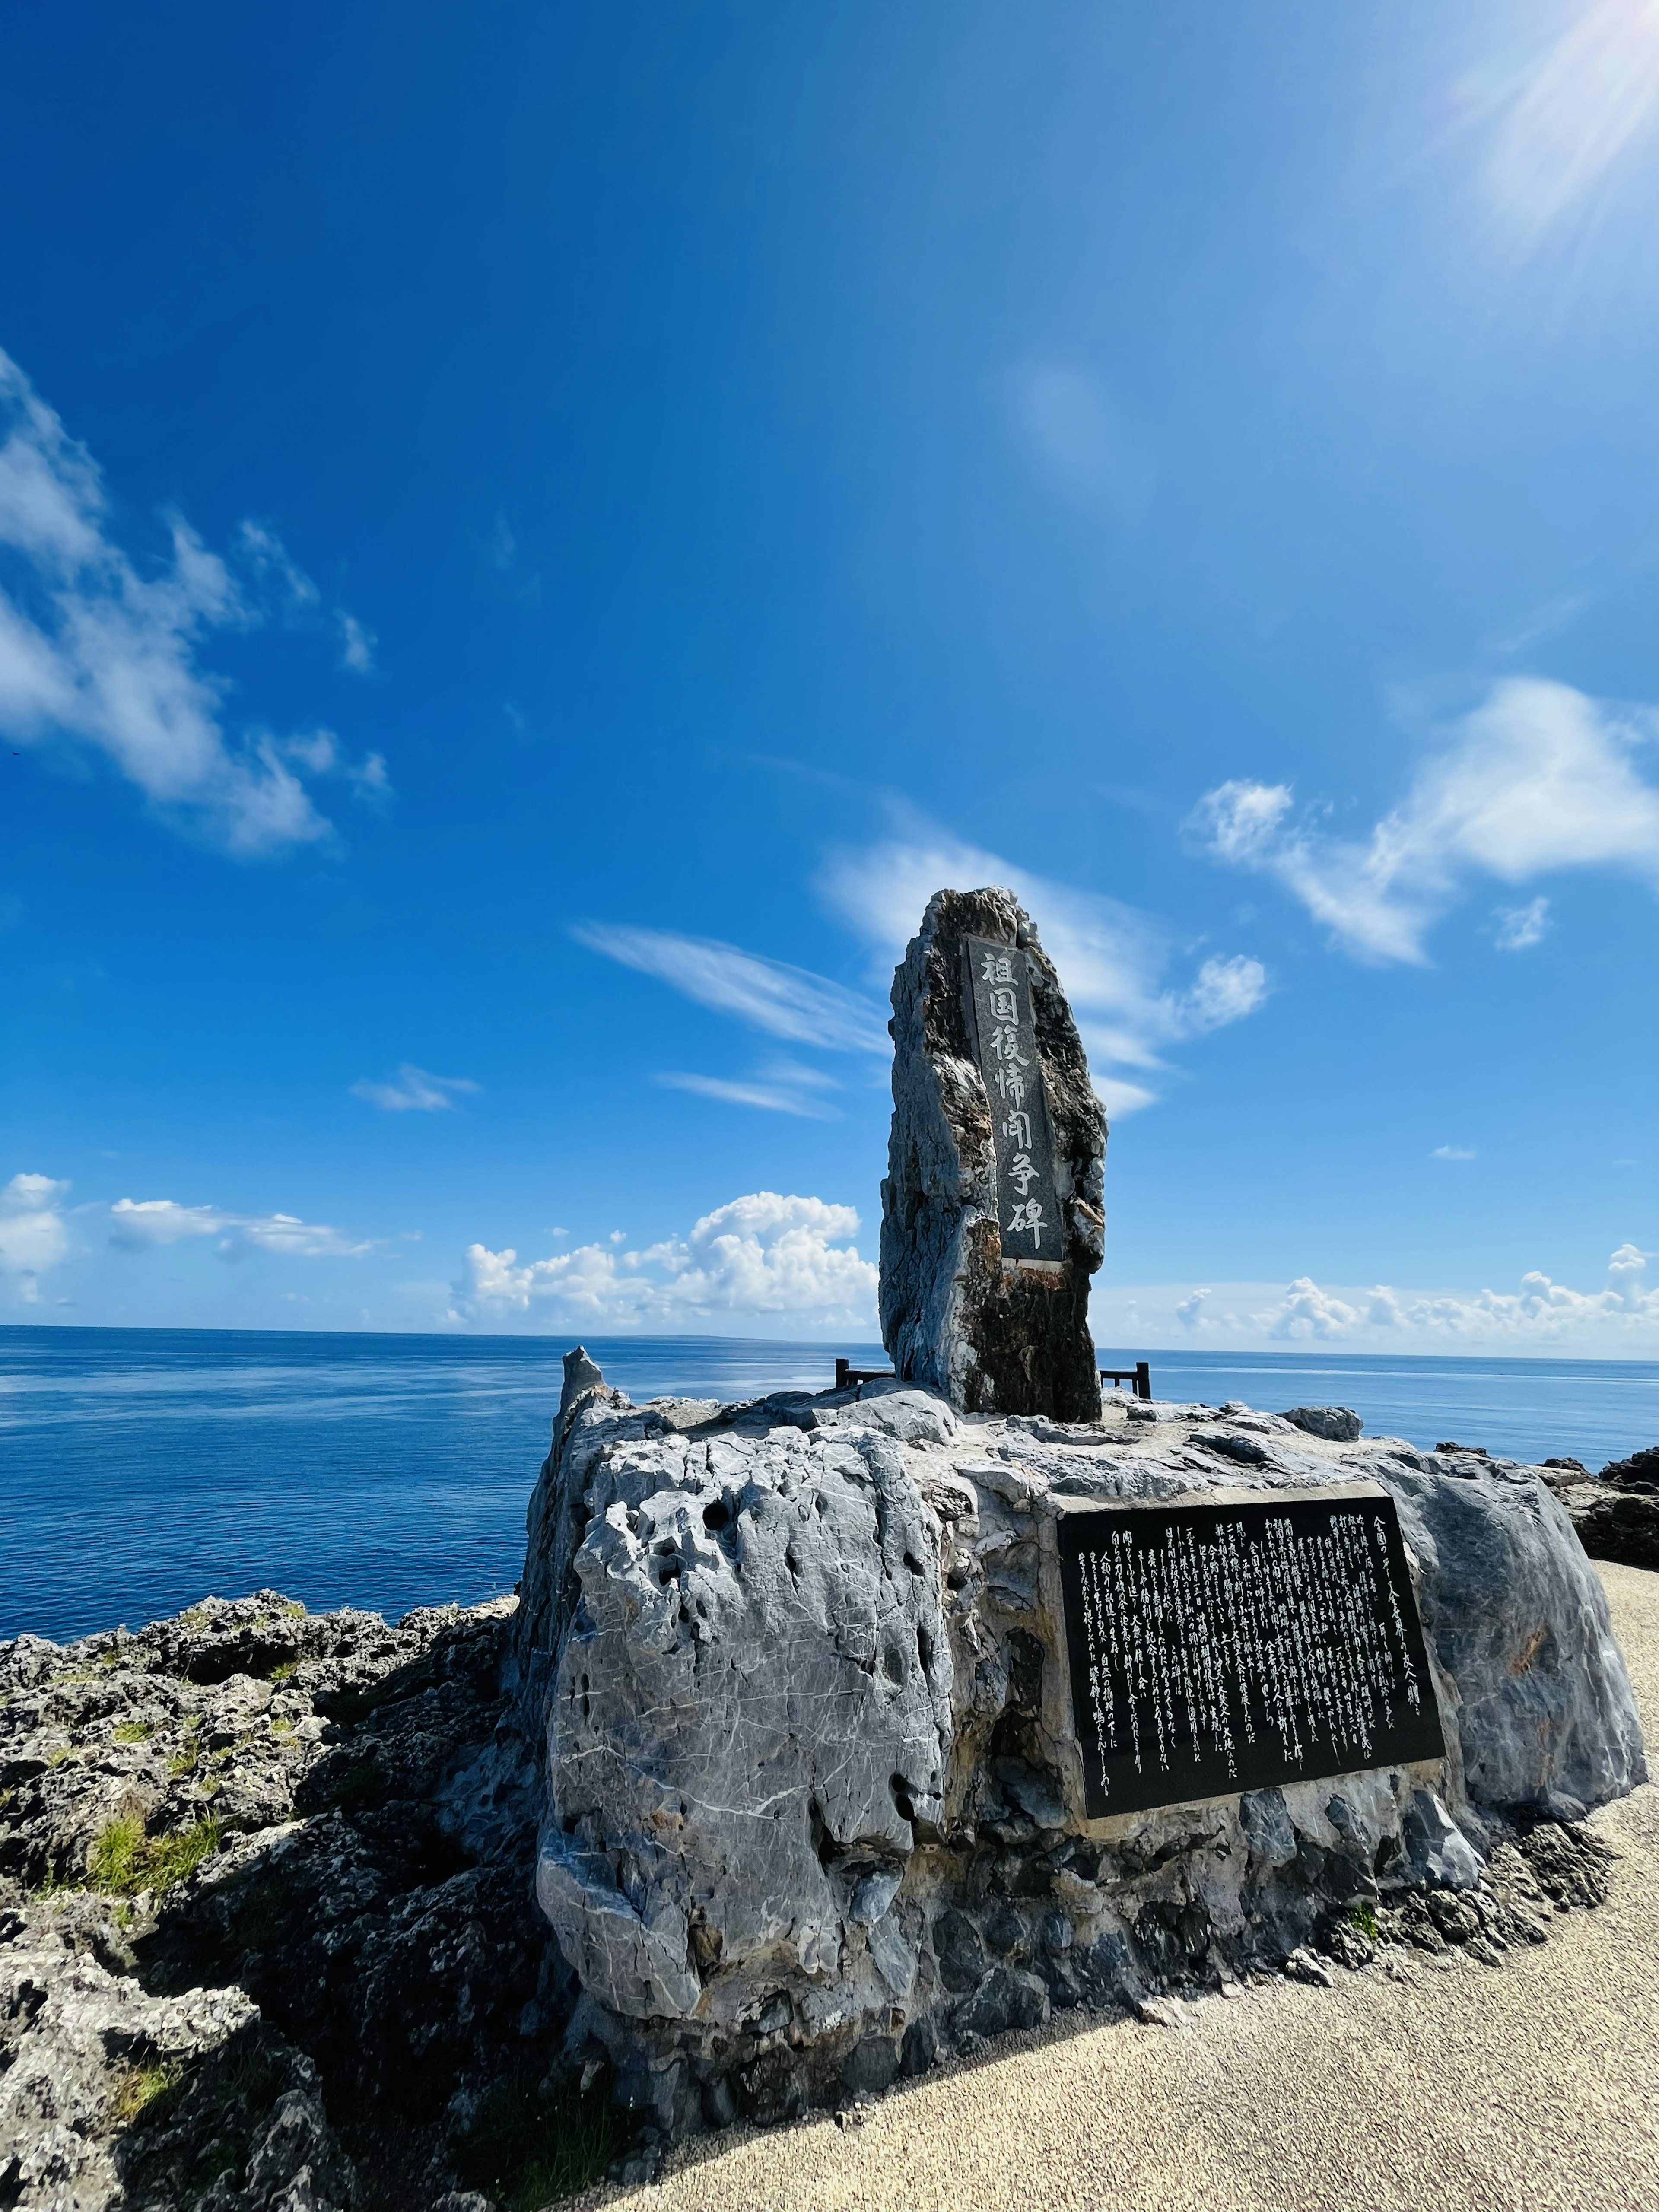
[1056,1490,1445,1818]
[963,935,1061,1264]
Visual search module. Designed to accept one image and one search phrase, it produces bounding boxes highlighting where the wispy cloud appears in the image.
[337,613,377,674]
[0,349,383,853]
[572,923,889,1055]
[235,521,319,609]
[819,813,1268,1111]
[1194,677,1659,964]
[655,1064,841,1119]
[108,1196,372,1259]
[1494,894,1552,950]
[1431,1144,1478,1160]
[452,1190,876,1327]
[1012,365,1154,525]
[350,1064,479,1112]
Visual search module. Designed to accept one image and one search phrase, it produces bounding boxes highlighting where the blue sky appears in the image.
[3,0,1658,1354]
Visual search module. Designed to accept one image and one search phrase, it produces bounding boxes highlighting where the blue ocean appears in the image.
[4,1326,1656,1645]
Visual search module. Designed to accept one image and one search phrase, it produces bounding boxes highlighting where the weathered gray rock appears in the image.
[517,1357,1647,2129]
[0,1591,568,2212]
[1538,1455,1659,1573]
[9,1372,1647,2189]
[1283,1406,1363,1443]
[878,887,1106,1421]
[1601,1445,1659,1490]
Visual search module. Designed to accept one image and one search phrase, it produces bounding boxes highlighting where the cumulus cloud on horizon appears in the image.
[0,348,385,853]
[452,1190,878,1328]
[1194,677,1659,964]
[1112,1243,1659,1351]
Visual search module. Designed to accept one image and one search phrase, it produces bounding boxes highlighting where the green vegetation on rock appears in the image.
[460,2072,629,2209]
[91,1811,222,1896]
[111,2059,181,2126]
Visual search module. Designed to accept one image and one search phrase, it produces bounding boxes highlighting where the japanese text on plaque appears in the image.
[1056,1493,1445,1818]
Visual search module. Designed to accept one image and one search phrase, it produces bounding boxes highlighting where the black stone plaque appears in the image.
[963,935,1062,1264]
[1056,1490,1445,1819]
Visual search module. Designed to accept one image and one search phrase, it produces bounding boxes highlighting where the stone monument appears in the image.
[880,886,1106,1421]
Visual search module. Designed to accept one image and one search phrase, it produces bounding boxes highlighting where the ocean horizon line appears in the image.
[3,1318,1658,1373]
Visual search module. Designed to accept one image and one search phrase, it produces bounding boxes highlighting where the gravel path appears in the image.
[591,1563,1659,2212]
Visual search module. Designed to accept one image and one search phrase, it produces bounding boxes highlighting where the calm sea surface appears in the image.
[4,1326,1656,1644]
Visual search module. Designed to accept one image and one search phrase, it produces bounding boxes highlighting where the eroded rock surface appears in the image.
[1538,1447,1659,1573]
[0,1592,561,2212]
[517,1354,1647,2131]
[5,1376,1649,2199]
[878,887,1106,1421]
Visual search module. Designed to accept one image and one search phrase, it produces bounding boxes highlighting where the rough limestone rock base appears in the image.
[879,887,1106,1421]
[517,1355,1647,2134]
[0,1593,559,2212]
[1541,1447,1659,1572]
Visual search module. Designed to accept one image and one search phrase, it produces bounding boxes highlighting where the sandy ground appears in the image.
[585,1563,1659,2212]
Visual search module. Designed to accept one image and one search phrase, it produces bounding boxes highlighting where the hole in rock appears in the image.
[903,1551,925,1577]
[702,1499,731,1535]
[917,1624,935,1675]
[883,1643,906,1686]
[890,1776,916,1825]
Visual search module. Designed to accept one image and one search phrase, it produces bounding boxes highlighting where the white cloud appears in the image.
[1013,365,1154,523]
[0,349,382,853]
[350,1064,479,1112]
[108,1198,222,1247]
[338,613,376,674]
[453,1190,877,1328]
[1494,894,1551,950]
[655,1068,841,1120]
[1259,1278,1363,1341]
[1463,0,1659,252]
[235,520,319,609]
[1431,1144,1478,1160]
[573,924,888,1055]
[1094,1244,1659,1354]
[819,813,1269,1110]
[108,1196,372,1259]
[271,728,391,804]
[1195,678,1659,963]
[1172,954,1271,1032]
[0,1173,70,1297]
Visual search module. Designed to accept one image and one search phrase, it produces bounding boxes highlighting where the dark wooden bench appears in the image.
[834,1358,895,1390]
[836,1355,1153,1402]
[1100,1360,1153,1401]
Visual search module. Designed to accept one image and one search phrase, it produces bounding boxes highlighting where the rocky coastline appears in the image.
[3,1371,1650,2212]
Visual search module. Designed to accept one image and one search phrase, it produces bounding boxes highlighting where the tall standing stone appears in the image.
[880,887,1106,1419]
